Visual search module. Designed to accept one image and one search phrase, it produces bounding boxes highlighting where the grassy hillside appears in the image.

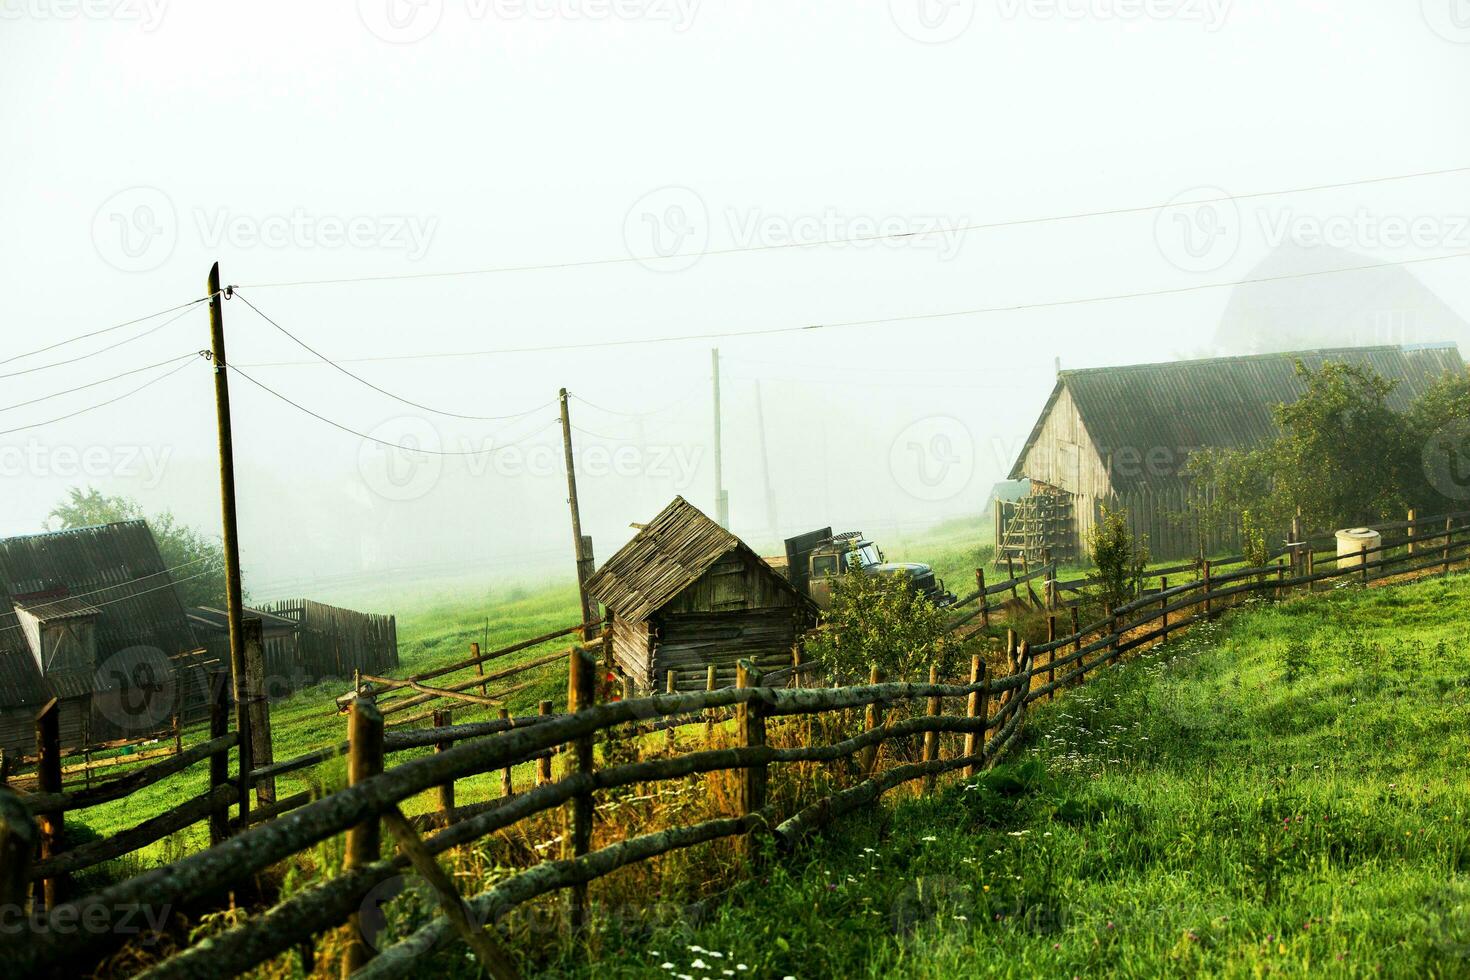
[570,574,1470,978]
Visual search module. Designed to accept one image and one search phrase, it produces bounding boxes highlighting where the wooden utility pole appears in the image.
[559,389,595,639]
[753,378,777,540]
[711,348,728,528]
[207,262,252,831]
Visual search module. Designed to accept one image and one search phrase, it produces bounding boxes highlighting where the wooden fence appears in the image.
[263,599,400,684]
[1,507,1467,977]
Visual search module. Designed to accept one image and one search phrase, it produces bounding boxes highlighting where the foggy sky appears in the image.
[3,2,1468,601]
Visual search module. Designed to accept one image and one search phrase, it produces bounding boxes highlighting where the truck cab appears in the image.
[784,528,956,610]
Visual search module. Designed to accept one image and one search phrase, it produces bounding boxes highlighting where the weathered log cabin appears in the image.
[1005,343,1465,563]
[0,521,208,756]
[586,497,818,693]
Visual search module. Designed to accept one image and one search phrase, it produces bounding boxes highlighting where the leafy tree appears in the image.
[1266,361,1407,528]
[805,571,953,681]
[1087,505,1149,611]
[1404,369,1470,513]
[47,487,235,609]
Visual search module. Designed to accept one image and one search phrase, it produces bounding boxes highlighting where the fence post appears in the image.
[735,662,768,861]
[1159,576,1170,644]
[1361,541,1370,585]
[1276,559,1285,599]
[34,698,64,909]
[1007,556,1019,603]
[791,644,803,690]
[537,701,554,785]
[243,617,276,808]
[565,647,596,935]
[471,642,488,699]
[665,670,678,750]
[1407,508,1417,557]
[963,654,987,777]
[434,709,455,817]
[861,664,883,776]
[922,664,941,793]
[1045,616,1056,701]
[976,568,989,628]
[1202,560,1213,619]
[704,665,718,744]
[1306,545,1315,590]
[1444,517,1454,577]
[1070,605,1082,687]
[209,670,230,844]
[497,707,514,798]
[0,787,35,911]
[343,696,384,976]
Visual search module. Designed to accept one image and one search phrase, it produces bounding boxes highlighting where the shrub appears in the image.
[805,570,954,680]
[1087,506,1149,611]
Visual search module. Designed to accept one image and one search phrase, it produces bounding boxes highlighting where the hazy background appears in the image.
[3,2,1468,604]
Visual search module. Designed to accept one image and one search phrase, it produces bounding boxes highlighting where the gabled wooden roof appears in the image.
[1009,343,1465,490]
[586,497,796,623]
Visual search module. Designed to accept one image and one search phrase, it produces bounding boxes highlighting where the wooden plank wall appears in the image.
[262,600,400,687]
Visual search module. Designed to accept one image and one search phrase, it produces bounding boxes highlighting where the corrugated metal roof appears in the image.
[0,521,199,710]
[1010,344,1466,491]
[586,497,778,623]
[13,595,102,621]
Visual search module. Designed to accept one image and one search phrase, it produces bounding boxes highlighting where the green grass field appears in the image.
[566,574,1470,978]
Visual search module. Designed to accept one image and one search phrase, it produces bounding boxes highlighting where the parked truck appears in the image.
[776,527,957,610]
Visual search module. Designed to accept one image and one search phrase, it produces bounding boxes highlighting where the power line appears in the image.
[0,353,200,415]
[232,164,1470,289]
[0,357,202,438]
[0,562,226,637]
[232,291,556,422]
[226,363,562,456]
[0,296,209,368]
[224,249,1470,366]
[571,386,703,419]
[0,303,202,381]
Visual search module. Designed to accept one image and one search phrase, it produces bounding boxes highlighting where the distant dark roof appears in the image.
[0,521,200,710]
[586,497,798,623]
[12,595,102,622]
[1010,344,1466,490]
[188,605,299,634]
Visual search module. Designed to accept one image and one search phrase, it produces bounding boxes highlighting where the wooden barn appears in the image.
[1005,343,1466,562]
[0,521,209,756]
[586,497,818,693]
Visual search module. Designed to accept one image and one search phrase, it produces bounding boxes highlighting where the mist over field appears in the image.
[3,4,1467,603]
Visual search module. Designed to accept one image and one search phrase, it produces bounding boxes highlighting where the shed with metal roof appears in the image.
[1004,344,1466,562]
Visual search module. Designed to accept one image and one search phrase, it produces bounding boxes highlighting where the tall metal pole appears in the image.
[712,348,727,528]
[754,378,777,541]
[560,389,595,637]
[206,262,251,830]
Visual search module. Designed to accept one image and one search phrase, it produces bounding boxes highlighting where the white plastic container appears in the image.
[1336,528,1380,569]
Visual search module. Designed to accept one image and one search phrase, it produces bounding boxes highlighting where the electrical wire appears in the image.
[0,353,201,415]
[225,363,562,456]
[571,385,703,419]
[0,296,210,368]
[0,357,202,438]
[225,249,1470,367]
[232,164,1470,289]
[0,563,226,636]
[232,291,557,422]
[0,303,202,381]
